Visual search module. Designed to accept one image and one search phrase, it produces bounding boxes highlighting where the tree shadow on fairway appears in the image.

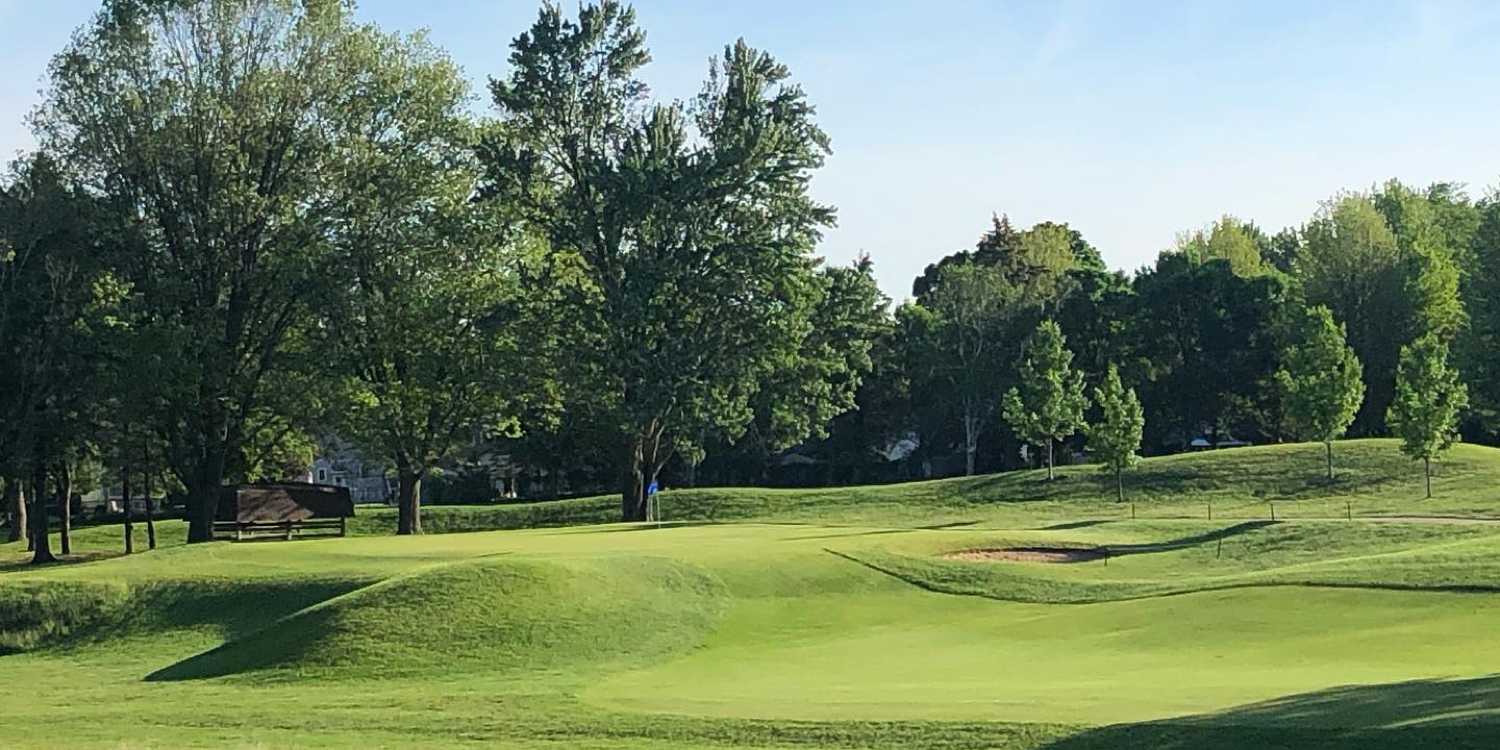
[790,520,982,541]
[1041,675,1500,750]
[560,521,722,535]
[1103,521,1276,557]
[1036,520,1116,531]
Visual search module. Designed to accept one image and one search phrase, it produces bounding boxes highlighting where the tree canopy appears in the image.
[1003,320,1089,480]
[1276,305,1365,479]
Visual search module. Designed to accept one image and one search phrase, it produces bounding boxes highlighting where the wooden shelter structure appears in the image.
[214,482,354,541]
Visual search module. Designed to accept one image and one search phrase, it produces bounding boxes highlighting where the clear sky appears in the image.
[3,0,1499,299]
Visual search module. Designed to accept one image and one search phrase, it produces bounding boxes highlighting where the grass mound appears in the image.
[149,555,725,682]
[0,580,131,653]
[0,577,372,654]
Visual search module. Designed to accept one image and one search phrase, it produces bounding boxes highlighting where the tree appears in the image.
[1388,335,1468,499]
[1375,180,1466,343]
[1087,365,1144,501]
[1275,306,1364,479]
[705,257,889,479]
[483,3,848,521]
[1128,253,1284,450]
[0,154,119,564]
[1177,216,1264,277]
[1003,320,1089,480]
[2,477,23,545]
[898,264,1014,475]
[310,27,530,536]
[1299,188,1468,436]
[1461,194,1500,434]
[1295,196,1407,435]
[36,0,400,542]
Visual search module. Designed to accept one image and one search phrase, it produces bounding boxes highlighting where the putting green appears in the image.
[588,583,1500,725]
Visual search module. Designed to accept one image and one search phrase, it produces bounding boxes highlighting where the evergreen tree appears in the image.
[1275,306,1364,479]
[1388,335,1468,499]
[1003,321,1089,480]
[1087,365,1144,501]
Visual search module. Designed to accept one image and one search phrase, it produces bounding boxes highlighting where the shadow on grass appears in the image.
[1103,521,1277,557]
[0,551,122,574]
[789,520,982,542]
[1036,520,1116,531]
[563,521,723,535]
[1042,674,1500,750]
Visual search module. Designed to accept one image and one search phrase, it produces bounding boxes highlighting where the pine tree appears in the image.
[1388,335,1468,498]
[1003,321,1089,480]
[1275,306,1364,480]
[1087,365,1144,501]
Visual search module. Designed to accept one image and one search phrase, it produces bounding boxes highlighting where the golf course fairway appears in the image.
[3,440,1499,749]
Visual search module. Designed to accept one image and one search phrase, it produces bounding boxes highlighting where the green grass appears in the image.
[4,439,1500,749]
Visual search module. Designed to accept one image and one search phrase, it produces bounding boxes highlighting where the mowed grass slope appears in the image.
[3,439,1500,749]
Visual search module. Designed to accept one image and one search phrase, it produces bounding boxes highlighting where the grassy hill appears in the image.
[3,439,1500,749]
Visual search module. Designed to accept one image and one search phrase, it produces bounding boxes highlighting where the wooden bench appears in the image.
[212,517,347,541]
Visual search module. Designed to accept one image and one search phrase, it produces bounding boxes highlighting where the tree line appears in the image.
[882,187,1474,492]
[0,0,1486,564]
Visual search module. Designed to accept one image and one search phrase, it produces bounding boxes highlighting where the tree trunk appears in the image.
[396,468,423,536]
[620,434,646,522]
[4,478,23,544]
[1046,440,1055,481]
[1325,441,1333,481]
[685,460,698,489]
[962,404,978,476]
[1116,465,1124,503]
[28,469,55,565]
[56,462,71,556]
[123,468,134,555]
[185,442,229,544]
[1424,457,1433,499]
[144,469,156,551]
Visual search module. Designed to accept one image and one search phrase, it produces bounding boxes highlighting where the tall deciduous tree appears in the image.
[0,154,118,563]
[484,3,847,521]
[1461,195,1500,434]
[1003,320,1089,480]
[694,257,888,478]
[1276,305,1364,479]
[898,264,1014,476]
[1388,335,1468,499]
[1297,196,1406,436]
[311,27,531,536]
[1299,185,1468,437]
[36,0,386,542]
[1128,253,1283,450]
[1087,365,1144,501]
[1177,216,1264,277]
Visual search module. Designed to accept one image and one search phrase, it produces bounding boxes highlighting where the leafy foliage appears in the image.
[1276,306,1364,477]
[1087,365,1144,500]
[1176,215,1265,277]
[1003,321,1089,479]
[483,2,861,519]
[1388,334,1469,495]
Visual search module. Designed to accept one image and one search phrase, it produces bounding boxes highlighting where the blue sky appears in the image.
[3,1,1499,298]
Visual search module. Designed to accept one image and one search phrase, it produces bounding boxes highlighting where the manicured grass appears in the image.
[3,439,1500,748]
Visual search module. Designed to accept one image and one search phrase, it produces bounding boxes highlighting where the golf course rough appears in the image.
[3,439,1500,749]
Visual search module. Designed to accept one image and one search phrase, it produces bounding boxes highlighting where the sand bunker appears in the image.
[944,547,1108,564]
